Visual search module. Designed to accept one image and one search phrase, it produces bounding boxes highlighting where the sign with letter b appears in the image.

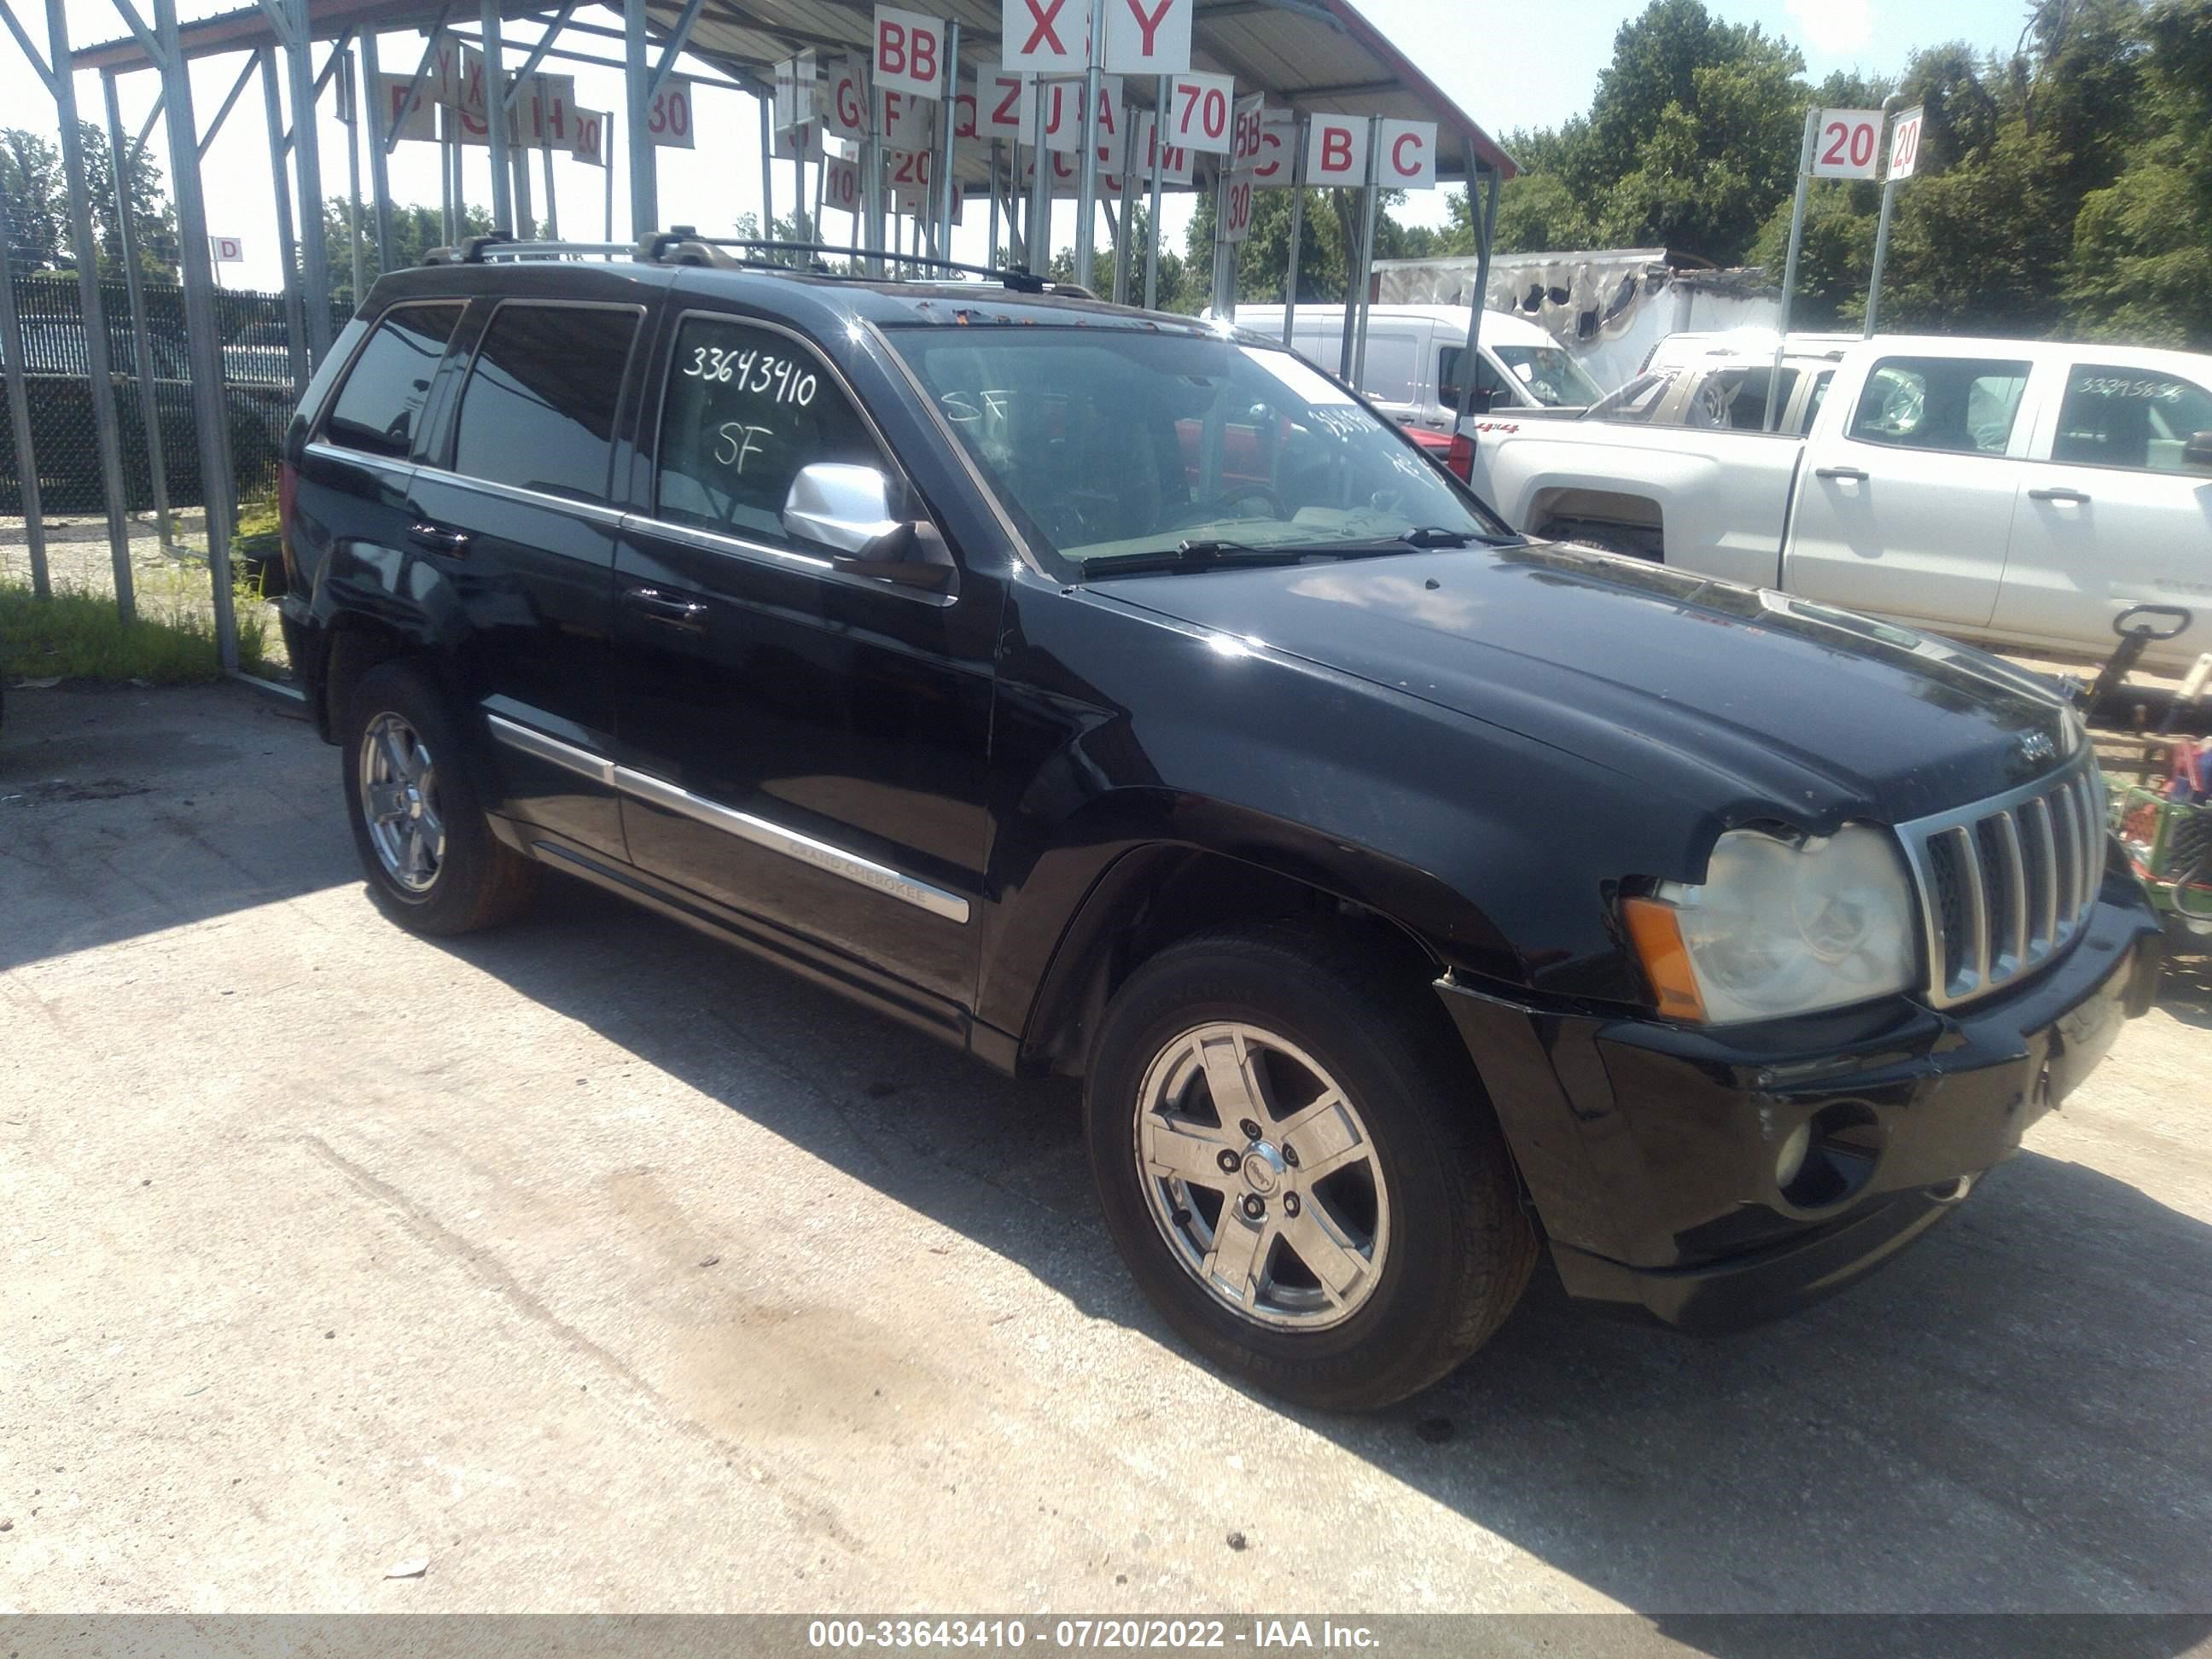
[1304,116,1369,186]
[874,6,946,100]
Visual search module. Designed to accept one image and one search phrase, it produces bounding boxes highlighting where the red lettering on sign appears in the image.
[1392,131,1423,174]
[911,29,936,84]
[1022,0,1067,55]
[993,79,1023,125]
[1121,0,1173,55]
[1322,125,1352,173]
[879,21,907,76]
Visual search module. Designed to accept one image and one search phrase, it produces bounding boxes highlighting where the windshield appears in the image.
[1493,344,1604,407]
[888,328,1509,571]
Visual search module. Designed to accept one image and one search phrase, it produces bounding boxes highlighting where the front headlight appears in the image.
[1622,825,1918,1024]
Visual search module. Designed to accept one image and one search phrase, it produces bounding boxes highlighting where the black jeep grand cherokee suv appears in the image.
[277,236,2162,1410]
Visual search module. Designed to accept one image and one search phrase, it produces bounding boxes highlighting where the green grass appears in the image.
[2,571,273,685]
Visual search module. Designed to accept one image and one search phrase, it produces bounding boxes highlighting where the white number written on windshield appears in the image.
[683,344,818,407]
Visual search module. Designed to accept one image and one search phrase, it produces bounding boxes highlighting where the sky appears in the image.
[0,0,2037,293]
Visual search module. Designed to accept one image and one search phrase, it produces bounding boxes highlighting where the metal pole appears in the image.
[1112,125,1138,304]
[1348,119,1382,383]
[440,118,457,243]
[0,164,49,598]
[286,0,334,362]
[541,137,559,237]
[603,109,615,240]
[988,137,1002,267]
[1453,157,1499,424]
[1281,118,1307,346]
[1764,108,1817,433]
[480,0,513,231]
[1026,83,1050,273]
[46,0,137,617]
[1073,0,1103,289]
[1208,165,1232,318]
[512,114,535,239]
[758,92,775,241]
[861,121,884,276]
[1143,77,1166,309]
[360,32,395,273]
[934,17,960,259]
[1864,97,1906,339]
[812,137,826,245]
[154,0,241,671]
[342,48,366,303]
[102,70,175,554]
[622,0,651,234]
[261,49,311,394]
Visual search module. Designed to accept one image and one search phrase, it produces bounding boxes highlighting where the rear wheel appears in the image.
[1086,922,1536,1411]
[342,661,538,935]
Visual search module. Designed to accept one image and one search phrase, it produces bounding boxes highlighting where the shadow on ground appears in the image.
[437,871,2212,1620]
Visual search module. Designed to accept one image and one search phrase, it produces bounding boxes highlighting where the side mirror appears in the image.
[2184,430,2212,474]
[782,463,952,592]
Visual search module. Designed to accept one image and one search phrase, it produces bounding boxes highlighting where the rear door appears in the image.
[1783,348,2037,633]
[408,297,646,859]
[1992,357,2212,667]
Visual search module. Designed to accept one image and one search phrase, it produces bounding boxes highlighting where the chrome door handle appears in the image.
[622,585,710,632]
[408,521,472,554]
[2029,486,2091,503]
[1813,466,1869,481]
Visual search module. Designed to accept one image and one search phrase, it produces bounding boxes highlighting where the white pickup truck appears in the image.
[1466,334,2212,672]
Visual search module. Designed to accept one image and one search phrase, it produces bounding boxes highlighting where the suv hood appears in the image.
[1087,542,2080,828]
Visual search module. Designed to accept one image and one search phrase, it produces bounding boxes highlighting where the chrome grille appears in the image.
[1895,756,2105,1009]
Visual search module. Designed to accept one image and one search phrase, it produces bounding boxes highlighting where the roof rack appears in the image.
[643,230,1049,293]
[419,230,1062,298]
[424,234,635,265]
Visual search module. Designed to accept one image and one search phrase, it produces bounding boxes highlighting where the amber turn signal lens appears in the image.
[1622,897,1708,1022]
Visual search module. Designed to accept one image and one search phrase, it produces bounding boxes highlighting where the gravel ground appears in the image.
[2,683,2209,1621]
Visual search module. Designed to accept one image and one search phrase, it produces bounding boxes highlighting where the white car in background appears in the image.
[1465,332,2212,672]
[1227,305,1608,436]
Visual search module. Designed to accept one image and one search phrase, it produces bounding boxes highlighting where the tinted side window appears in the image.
[654,317,885,544]
[452,303,639,498]
[1439,346,1511,409]
[2053,364,2212,473]
[1800,370,1833,434]
[1848,355,2030,456]
[323,304,463,457]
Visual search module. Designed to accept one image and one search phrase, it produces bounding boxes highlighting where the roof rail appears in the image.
[422,233,632,265]
[646,230,1049,294]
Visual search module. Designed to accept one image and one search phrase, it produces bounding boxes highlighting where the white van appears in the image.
[1225,304,1608,433]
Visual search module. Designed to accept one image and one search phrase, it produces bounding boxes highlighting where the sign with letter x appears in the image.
[1004,0,1080,74]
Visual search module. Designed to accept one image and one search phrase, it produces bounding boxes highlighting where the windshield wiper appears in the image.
[1080,538,1317,579]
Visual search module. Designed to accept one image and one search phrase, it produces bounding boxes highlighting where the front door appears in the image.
[609,307,1001,1017]
[1784,349,2037,635]
[1993,357,2212,667]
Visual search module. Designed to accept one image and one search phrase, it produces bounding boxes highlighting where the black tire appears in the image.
[341,659,539,935]
[1085,921,1536,1411]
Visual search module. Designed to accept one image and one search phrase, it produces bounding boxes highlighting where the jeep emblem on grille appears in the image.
[2018,731,2056,766]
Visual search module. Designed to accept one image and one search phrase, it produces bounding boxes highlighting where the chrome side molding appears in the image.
[486,713,970,924]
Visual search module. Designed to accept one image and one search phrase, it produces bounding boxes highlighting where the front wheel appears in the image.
[1086,922,1536,1411]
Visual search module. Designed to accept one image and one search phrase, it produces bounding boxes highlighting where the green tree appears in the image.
[321,201,493,309]
[3,124,176,279]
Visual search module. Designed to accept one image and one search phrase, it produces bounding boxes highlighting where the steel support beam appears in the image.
[480,0,514,233]
[1452,152,1499,425]
[360,30,394,271]
[0,163,49,598]
[1074,0,1103,288]
[933,16,960,258]
[196,50,258,159]
[385,10,452,158]
[1143,76,1167,309]
[623,0,655,234]
[47,0,137,617]
[154,0,241,672]
[103,67,174,553]
[284,0,334,362]
[1281,117,1307,344]
[261,47,312,393]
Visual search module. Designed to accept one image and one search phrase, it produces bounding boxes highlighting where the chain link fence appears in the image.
[2,272,347,515]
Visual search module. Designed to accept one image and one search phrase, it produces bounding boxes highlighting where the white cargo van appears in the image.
[1225,304,1607,433]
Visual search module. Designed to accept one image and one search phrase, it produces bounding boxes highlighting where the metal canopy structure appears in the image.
[12,0,1510,682]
